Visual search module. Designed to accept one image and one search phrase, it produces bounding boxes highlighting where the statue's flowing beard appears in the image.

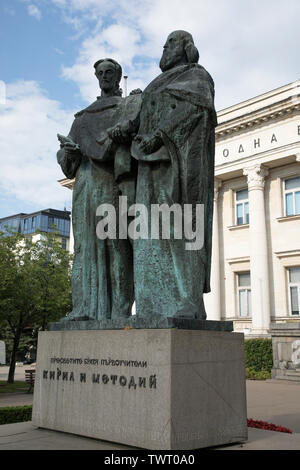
[159,51,169,72]
[159,49,185,72]
[159,50,180,72]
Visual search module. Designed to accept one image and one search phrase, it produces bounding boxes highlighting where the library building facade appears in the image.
[204,80,300,337]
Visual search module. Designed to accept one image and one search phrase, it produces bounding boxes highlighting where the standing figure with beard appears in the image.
[57,58,141,321]
[131,30,217,320]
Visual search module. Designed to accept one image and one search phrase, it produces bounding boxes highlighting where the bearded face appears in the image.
[95,61,119,94]
[159,33,186,72]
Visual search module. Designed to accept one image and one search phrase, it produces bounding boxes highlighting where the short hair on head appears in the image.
[169,30,199,64]
[93,58,122,83]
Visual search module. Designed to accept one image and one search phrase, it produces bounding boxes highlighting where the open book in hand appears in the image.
[57,133,80,151]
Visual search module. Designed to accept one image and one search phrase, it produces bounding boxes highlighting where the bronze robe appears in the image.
[131,64,217,319]
[57,94,141,320]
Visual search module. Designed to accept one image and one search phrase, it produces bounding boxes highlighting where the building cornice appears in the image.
[216,95,300,142]
[274,249,300,258]
[226,256,250,264]
[58,178,75,190]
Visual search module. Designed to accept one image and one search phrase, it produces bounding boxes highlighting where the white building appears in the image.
[60,80,300,337]
[204,80,300,337]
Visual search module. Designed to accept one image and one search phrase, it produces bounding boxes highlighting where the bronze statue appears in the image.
[57,58,140,321]
[131,30,217,319]
[56,31,217,326]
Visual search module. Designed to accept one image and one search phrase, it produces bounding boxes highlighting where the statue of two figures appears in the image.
[57,30,217,324]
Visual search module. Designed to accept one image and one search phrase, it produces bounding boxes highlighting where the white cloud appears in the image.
[0,80,74,210]
[61,24,151,101]
[3,0,300,214]
[54,47,64,55]
[50,0,300,109]
[27,4,42,20]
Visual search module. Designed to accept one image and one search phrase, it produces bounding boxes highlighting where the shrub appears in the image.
[244,338,273,374]
[245,367,271,380]
[0,405,32,425]
[247,419,292,434]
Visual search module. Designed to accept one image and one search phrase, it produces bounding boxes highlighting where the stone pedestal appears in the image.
[32,329,248,450]
[271,323,300,381]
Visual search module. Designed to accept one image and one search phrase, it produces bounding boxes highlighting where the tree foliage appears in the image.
[0,229,72,382]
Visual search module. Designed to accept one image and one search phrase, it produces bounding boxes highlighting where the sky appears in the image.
[0,0,300,218]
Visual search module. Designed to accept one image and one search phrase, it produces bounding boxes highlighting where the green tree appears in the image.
[0,323,36,364]
[0,229,72,383]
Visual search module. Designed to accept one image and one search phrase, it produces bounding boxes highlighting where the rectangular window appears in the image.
[61,238,67,250]
[288,267,300,315]
[238,272,251,317]
[235,189,249,225]
[48,216,54,229]
[284,177,300,216]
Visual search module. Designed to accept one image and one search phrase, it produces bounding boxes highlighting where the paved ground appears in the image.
[0,422,137,450]
[0,392,33,407]
[1,365,300,450]
[247,379,300,433]
[1,421,299,451]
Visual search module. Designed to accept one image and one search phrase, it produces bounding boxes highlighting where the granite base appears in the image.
[32,328,247,450]
[50,316,233,332]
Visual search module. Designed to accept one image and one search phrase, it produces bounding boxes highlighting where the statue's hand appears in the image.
[63,141,81,159]
[57,134,81,158]
[108,122,135,144]
[57,136,81,179]
[134,131,163,154]
[129,88,142,95]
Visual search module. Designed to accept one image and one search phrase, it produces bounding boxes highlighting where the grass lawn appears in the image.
[0,381,28,393]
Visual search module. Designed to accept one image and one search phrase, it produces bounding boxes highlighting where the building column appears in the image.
[69,211,74,254]
[243,164,270,335]
[204,178,222,321]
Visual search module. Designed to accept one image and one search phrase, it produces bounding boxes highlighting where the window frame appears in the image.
[237,271,252,318]
[235,188,249,226]
[48,216,55,230]
[287,266,300,316]
[283,176,300,217]
[61,237,67,250]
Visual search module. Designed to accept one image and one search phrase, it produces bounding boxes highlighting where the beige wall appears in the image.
[205,80,300,336]
[208,163,300,330]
